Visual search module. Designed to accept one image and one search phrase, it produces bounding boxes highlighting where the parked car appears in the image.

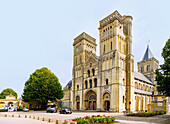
[23,108,29,112]
[46,107,57,113]
[59,108,72,114]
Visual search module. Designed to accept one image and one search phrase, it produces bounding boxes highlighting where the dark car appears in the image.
[46,108,57,113]
[59,108,72,114]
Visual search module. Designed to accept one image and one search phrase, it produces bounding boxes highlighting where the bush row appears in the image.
[127,111,165,117]
[72,115,116,124]
[0,109,8,112]
[29,108,46,111]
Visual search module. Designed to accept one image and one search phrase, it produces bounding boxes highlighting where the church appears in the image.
[63,10,159,112]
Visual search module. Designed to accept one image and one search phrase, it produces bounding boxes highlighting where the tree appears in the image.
[0,88,17,99]
[155,38,170,96]
[22,67,64,108]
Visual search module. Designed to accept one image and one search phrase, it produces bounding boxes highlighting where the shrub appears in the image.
[0,109,8,112]
[17,109,23,111]
[72,115,116,124]
[127,111,165,117]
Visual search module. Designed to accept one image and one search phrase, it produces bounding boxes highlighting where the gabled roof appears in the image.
[142,45,154,61]
[134,71,153,84]
[64,80,72,90]
[93,54,99,60]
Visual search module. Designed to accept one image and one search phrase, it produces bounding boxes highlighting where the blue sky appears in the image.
[0,0,169,97]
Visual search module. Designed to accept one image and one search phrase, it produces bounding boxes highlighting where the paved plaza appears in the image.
[0,111,170,124]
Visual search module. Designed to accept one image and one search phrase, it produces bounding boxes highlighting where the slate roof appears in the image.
[64,80,72,90]
[134,71,153,84]
[134,88,152,95]
[93,54,99,59]
[142,45,154,61]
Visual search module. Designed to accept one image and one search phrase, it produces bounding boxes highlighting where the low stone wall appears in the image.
[149,100,167,112]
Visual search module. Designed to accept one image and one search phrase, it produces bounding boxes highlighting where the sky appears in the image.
[0,0,169,98]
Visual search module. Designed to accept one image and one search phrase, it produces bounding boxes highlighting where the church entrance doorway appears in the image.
[76,96,80,110]
[85,90,97,110]
[88,100,96,110]
[105,101,110,111]
[77,102,80,110]
[103,92,111,111]
[93,101,96,110]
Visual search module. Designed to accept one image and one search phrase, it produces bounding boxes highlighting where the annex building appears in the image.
[62,10,167,112]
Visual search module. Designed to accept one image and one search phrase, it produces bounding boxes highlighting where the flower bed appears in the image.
[127,111,165,117]
[72,115,116,124]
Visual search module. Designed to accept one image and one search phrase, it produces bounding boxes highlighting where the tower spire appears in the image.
[142,44,154,61]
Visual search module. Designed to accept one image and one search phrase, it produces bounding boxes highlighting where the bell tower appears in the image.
[137,45,159,84]
[98,11,134,112]
[72,32,97,110]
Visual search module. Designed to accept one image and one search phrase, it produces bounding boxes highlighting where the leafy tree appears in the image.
[155,38,170,96]
[0,88,17,99]
[22,67,64,108]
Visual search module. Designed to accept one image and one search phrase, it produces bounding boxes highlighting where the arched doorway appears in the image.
[103,92,110,111]
[76,96,80,110]
[85,90,97,110]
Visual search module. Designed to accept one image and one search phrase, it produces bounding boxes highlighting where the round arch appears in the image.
[76,95,80,110]
[102,91,111,111]
[84,90,97,110]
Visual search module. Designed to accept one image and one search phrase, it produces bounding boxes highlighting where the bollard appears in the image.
[42,117,46,121]
[68,119,72,123]
[4,114,7,117]
[18,115,21,118]
[64,120,68,124]
[48,118,53,122]
[56,120,62,124]
[12,115,14,117]
[37,117,39,120]
[25,115,27,118]
[29,115,31,118]
[33,116,35,119]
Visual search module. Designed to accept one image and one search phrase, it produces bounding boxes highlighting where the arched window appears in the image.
[76,58,77,65]
[147,65,150,72]
[123,78,125,85]
[92,69,95,76]
[88,70,90,77]
[85,80,88,89]
[77,85,79,90]
[141,66,144,73]
[90,79,92,88]
[80,55,82,63]
[135,82,137,88]
[138,83,140,89]
[94,78,97,87]
[123,96,125,103]
[104,45,105,53]
[106,79,108,85]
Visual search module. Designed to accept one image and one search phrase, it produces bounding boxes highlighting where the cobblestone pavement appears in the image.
[0,111,169,124]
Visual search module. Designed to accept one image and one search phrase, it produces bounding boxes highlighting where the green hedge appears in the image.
[127,111,165,117]
[29,108,46,111]
[0,109,8,112]
[17,109,23,111]
[72,115,116,124]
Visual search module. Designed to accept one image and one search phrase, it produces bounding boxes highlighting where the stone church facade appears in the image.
[70,10,158,112]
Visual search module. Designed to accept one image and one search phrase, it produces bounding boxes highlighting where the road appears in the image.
[0,117,50,124]
[0,111,170,124]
